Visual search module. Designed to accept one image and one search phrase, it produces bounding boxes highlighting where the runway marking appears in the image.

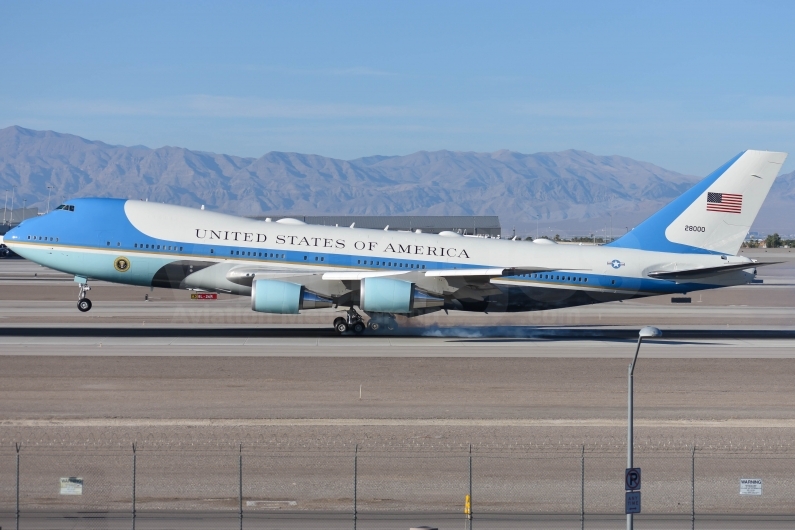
[4,418,795,428]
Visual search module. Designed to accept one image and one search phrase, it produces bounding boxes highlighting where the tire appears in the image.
[368,320,381,332]
[77,299,92,312]
[335,320,349,334]
[333,317,346,331]
[352,322,365,335]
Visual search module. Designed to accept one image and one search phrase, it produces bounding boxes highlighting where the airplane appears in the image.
[2,150,787,334]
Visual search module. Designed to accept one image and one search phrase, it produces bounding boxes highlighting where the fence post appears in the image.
[239,443,243,530]
[353,444,358,530]
[691,445,695,530]
[132,443,136,530]
[468,444,473,530]
[15,442,20,530]
[581,445,585,530]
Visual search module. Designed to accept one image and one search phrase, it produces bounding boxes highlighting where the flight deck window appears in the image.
[210,249,214,254]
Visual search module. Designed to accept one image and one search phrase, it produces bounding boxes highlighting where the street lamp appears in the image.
[46,185,54,213]
[627,325,662,530]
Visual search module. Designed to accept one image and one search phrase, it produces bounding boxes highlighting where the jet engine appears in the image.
[251,279,333,314]
[360,277,444,314]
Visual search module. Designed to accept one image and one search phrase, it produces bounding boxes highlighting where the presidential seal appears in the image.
[114,256,131,272]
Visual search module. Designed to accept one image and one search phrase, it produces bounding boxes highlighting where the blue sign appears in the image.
[625,467,641,490]
[625,491,641,514]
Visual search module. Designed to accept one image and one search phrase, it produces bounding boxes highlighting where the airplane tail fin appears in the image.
[607,150,788,255]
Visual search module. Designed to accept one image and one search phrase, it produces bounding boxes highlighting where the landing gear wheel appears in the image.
[77,298,92,312]
[367,320,381,332]
[352,322,366,335]
[333,317,348,334]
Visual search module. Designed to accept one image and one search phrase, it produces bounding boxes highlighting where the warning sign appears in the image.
[60,477,83,495]
[740,478,762,495]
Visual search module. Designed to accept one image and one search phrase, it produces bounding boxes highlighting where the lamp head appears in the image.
[639,326,662,339]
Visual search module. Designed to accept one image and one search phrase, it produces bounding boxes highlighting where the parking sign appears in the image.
[625,467,641,490]
[625,491,641,514]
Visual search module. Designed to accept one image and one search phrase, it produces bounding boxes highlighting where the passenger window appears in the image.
[210,249,214,254]
[179,247,183,251]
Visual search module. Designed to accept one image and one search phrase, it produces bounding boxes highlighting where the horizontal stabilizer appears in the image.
[647,261,780,280]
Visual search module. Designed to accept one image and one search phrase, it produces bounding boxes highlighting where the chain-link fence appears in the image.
[2,442,795,528]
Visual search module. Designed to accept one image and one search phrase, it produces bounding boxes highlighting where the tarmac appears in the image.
[1,250,794,527]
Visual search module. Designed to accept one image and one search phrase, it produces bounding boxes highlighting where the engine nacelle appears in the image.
[251,279,333,314]
[360,277,444,314]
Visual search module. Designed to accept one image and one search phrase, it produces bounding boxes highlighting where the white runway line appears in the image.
[4,418,795,428]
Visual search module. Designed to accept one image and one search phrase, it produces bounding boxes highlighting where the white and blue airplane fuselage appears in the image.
[3,150,787,332]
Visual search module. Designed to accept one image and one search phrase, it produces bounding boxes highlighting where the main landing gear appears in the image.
[333,309,398,335]
[333,308,365,335]
[77,280,92,312]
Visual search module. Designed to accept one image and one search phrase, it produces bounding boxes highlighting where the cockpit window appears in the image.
[55,205,75,211]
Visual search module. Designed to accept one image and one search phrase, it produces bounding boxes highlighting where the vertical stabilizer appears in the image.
[608,150,787,255]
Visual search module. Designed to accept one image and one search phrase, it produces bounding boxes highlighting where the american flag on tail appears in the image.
[706,192,742,214]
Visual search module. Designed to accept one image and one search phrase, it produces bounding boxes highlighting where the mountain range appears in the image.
[1,126,792,236]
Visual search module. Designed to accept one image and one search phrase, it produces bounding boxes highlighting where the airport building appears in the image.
[252,215,502,236]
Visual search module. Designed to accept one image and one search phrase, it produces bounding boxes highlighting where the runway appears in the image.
[1,255,795,526]
[1,332,795,357]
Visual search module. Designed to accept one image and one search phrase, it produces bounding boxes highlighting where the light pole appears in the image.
[46,185,53,213]
[627,325,662,530]
[22,199,27,221]
[3,190,7,224]
[10,186,15,224]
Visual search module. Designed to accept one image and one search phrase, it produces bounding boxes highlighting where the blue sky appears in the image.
[1,0,794,175]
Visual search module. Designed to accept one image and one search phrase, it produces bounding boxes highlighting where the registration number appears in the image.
[685,225,705,232]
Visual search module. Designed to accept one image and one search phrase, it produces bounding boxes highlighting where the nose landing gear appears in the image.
[76,279,92,312]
